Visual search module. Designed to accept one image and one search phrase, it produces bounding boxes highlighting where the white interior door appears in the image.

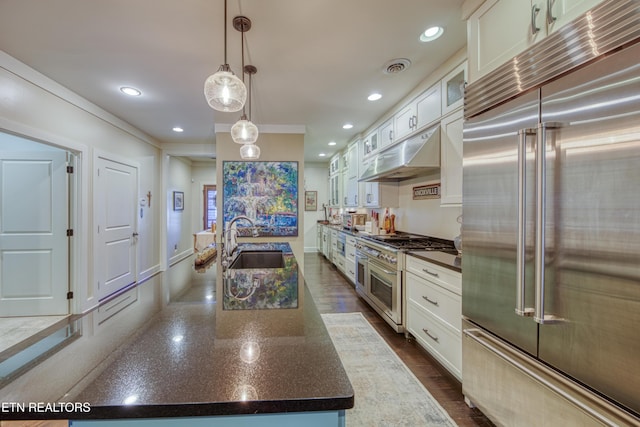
[0,151,69,316]
[95,156,137,301]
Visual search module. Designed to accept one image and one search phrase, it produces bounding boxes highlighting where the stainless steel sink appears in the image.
[228,250,285,269]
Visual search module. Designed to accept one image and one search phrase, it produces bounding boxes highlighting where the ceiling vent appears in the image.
[383,58,411,74]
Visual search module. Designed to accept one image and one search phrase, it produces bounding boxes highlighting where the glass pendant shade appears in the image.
[240,144,260,160]
[204,68,247,112]
[231,115,259,144]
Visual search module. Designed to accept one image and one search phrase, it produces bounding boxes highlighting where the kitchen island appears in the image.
[3,243,353,426]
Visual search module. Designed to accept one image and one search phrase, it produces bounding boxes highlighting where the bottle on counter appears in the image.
[383,208,391,234]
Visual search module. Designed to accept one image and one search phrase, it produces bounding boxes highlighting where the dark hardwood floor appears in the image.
[304,252,494,427]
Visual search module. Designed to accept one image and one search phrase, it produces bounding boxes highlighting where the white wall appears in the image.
[167,156,194,265]
[303,163,329,251]
[395,174,462,240]
[0,51,163,313]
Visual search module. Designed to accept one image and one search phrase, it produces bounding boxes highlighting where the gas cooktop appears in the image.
[360,233,457,252]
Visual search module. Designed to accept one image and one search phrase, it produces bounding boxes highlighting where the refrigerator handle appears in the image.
[534,123,563,324]
[516,128,535,317]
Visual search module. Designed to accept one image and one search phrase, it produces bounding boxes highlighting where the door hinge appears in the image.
[67,291,74,299]
[67,229,74,237]
[66,165,74,173]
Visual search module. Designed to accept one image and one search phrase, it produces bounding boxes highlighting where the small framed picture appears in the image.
[305,190,317,211]
[173,191,184,211]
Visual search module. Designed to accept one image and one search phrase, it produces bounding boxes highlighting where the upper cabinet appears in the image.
[467,0,604,83]
[378,118,394,150]
[343,142,359,207]
[441,61,467,116]
[329,154,341,207]
[362,129,379,159]
[394,84,442,142]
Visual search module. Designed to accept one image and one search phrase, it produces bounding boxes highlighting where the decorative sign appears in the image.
[412,183,440,200]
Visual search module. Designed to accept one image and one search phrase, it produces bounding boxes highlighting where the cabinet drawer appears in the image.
[345,259,356,283]
[406,271,461,333]
[346,235,357,246]
[345,246,356,262]
[407,302,461,380]
[335,255,346,272]
[406,255,461,294]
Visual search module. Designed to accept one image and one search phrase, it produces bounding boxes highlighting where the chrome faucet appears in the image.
[222,215,259,265]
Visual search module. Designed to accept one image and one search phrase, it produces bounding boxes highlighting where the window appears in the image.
[203,185,217,230]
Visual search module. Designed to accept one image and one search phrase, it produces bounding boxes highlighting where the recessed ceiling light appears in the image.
[420,26,443,42]
[368,93,382,101]
[342,123,353,130]
[120,86,141,96]
[319,153,326,157]
[328,141,336,146]
[172,127,184,132]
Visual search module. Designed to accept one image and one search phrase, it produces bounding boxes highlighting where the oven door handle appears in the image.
[369,260,396,276]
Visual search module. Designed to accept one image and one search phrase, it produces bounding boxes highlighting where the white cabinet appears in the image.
[547,0,604,34]
[378,118,394,150]
[440,109,464,206]
[343,143,359,207]
[359,162,399,208]
[405,255,462,380]
[394,103,416,142]
[322,226,331,259]
[394,83,441,142]
[362,129,379,159]
[329,154,341,207]
[441,61,467,117]
[344,235,357,284]
[330,229,339,264]
[415,84,442,130]
[467,0,603,83]
[345,142,359,179]
[344,176,358,207]
[329,174,341,207]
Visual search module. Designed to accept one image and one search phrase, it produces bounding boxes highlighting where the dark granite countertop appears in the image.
[406,250,462,273]
[6,242,353,420]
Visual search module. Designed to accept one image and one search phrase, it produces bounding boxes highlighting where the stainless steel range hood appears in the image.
[358,124,440,182]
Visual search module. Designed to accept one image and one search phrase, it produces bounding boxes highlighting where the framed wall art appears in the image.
[222,161,298,237]
[304,191,317,211]
[173,191,184,211]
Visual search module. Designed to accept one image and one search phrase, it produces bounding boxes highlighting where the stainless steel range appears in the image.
[355,233,456,332]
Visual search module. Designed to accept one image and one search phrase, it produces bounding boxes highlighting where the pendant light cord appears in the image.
[241,31,246,116]
[223,0,228,65]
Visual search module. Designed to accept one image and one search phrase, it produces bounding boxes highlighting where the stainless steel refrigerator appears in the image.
[461,2,640,425]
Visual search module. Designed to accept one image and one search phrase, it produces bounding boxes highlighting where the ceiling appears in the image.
[0,0,466,163]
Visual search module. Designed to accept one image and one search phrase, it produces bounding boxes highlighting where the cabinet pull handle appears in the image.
[389,130,393,141]
[531,5,541,35]
[422,328,439,342]
[546,0,556,25]
[422,295,439,306]
[422,268,439,278]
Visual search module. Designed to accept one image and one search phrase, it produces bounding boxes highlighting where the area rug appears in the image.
[322,312,457,427]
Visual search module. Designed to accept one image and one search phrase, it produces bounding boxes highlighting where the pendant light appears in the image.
[240,143,260,159]
[239,65,260,159]
[203,0,246,112]
[231,17,259,145]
